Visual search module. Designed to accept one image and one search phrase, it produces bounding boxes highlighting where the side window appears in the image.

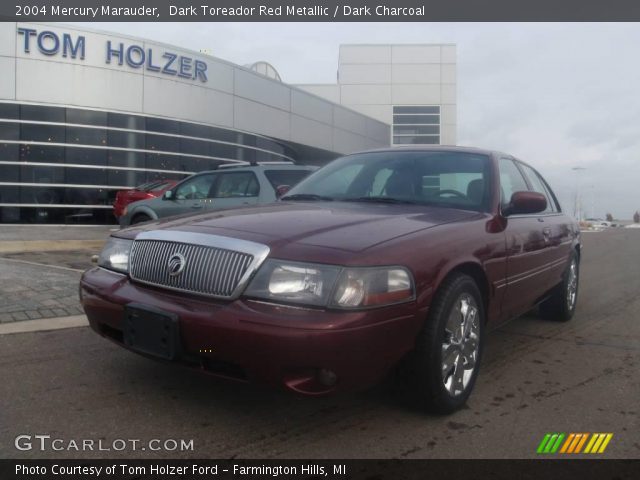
[174,174,216,200]
[540,177,560,213]
[498,158,528,207]
[518,164,555,213]
[214,172,259,198]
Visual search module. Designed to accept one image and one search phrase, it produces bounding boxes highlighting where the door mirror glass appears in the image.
[163,190,173,200]
[505,191,547,216]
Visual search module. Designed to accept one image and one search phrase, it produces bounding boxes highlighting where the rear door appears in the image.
[207,171,261,210]
[499,158,551,320]
[517,162,573,290]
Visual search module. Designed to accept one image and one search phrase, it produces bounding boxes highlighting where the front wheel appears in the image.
[405,273,485,414]
[539,252,579,322]
[131,213,152,225]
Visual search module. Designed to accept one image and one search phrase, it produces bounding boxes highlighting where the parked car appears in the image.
[82,147,581,413]
[118,163,317,227]
[113,179,179,219]
[585,218,612,229]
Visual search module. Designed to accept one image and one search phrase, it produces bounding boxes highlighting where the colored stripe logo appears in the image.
[537,433,613,454]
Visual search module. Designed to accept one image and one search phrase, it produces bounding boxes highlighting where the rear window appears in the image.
[264,170,312,190]
[147,181,173,192]
[135,181,161,191]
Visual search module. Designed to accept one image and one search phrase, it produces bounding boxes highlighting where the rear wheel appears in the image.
[539,252,579,322]
[405,273,485,413]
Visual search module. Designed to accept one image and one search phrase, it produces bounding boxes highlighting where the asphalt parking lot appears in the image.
[0,228,638,459]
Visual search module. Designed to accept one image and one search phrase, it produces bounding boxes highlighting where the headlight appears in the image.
[244,260,341,307]
[332,267,414,308]
[97,237,133,273]
[244,260,414,309]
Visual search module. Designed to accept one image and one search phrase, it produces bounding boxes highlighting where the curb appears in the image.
[0,315,88,335]
[0,240,105,254]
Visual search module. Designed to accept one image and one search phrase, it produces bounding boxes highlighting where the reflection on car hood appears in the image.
[122,202,481,254]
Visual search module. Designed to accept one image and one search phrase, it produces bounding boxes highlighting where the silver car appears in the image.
[119,163,317,227]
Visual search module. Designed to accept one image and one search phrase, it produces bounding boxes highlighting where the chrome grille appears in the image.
[129,233,266,299]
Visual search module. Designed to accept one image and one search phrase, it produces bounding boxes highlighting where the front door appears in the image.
[163,173,218,217]
[499,158,552,320]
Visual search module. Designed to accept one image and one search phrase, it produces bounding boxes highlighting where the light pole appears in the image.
[572,166,587,222]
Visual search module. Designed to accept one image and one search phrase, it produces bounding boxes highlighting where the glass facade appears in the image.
[0,102,296,224]
[392,105,441,145]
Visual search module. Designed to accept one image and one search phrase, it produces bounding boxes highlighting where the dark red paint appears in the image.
[82,148,580,395]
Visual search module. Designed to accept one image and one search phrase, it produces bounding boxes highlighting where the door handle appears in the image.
[191,203,203,209]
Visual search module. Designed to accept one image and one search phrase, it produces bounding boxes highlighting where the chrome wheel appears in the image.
[566,259,578,310]
[441,294,480,396]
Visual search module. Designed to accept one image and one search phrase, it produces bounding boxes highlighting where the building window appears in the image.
[392,105,440,145]
[0,102,299,224]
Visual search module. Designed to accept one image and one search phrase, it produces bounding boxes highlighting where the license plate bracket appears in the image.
[123,304,180,360]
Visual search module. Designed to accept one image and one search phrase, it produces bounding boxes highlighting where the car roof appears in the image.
[349,145,509,158]
[190,164,318,175]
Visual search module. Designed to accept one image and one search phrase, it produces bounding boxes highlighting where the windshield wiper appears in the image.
[341,196,418,205]
[280,193,334,201]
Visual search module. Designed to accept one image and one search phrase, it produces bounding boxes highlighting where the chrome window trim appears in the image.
[132,230,270,300]
[392,133,440,136]
[0,101,295,161]
[2,140,250,164]
[0,203,113,209]
[506,212,564,219]
[0,100,287,142]
[0,160,194,176]
[0,182,131,190]
[0,119,294,162]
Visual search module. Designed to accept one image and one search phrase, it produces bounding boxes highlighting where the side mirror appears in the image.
[275,185,291,198]
[163,190,174,200]
[504,191,547,216]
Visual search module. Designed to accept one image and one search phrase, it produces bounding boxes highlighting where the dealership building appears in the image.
[0,22,456,223]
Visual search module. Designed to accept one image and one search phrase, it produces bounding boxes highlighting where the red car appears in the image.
[113,180,178,218]
[82,147,580,413]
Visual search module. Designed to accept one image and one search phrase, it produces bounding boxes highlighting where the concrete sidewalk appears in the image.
[0,224,114,242]
[0,225,112,329]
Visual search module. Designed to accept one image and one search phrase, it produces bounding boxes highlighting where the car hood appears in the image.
[121,202,481,255]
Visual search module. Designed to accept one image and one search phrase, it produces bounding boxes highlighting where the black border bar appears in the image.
[2,459,640,480]
[2,0,640,21]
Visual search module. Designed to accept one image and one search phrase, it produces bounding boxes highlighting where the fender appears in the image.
[427,255,499,324]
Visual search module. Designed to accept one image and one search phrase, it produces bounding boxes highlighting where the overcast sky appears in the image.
[81,22,640,219]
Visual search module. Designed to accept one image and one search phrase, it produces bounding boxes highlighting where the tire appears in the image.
[405,273,485,414]
[539,251,579,322]
[131,213,152,225]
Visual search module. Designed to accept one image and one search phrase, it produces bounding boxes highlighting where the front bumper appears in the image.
[80,267,425,395]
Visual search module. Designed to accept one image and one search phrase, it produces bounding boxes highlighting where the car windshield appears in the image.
[283,151,491,211]
[264,169,313,190]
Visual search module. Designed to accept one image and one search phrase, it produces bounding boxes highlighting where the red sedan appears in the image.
[82,147,580,413]
[113,179,178,218]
